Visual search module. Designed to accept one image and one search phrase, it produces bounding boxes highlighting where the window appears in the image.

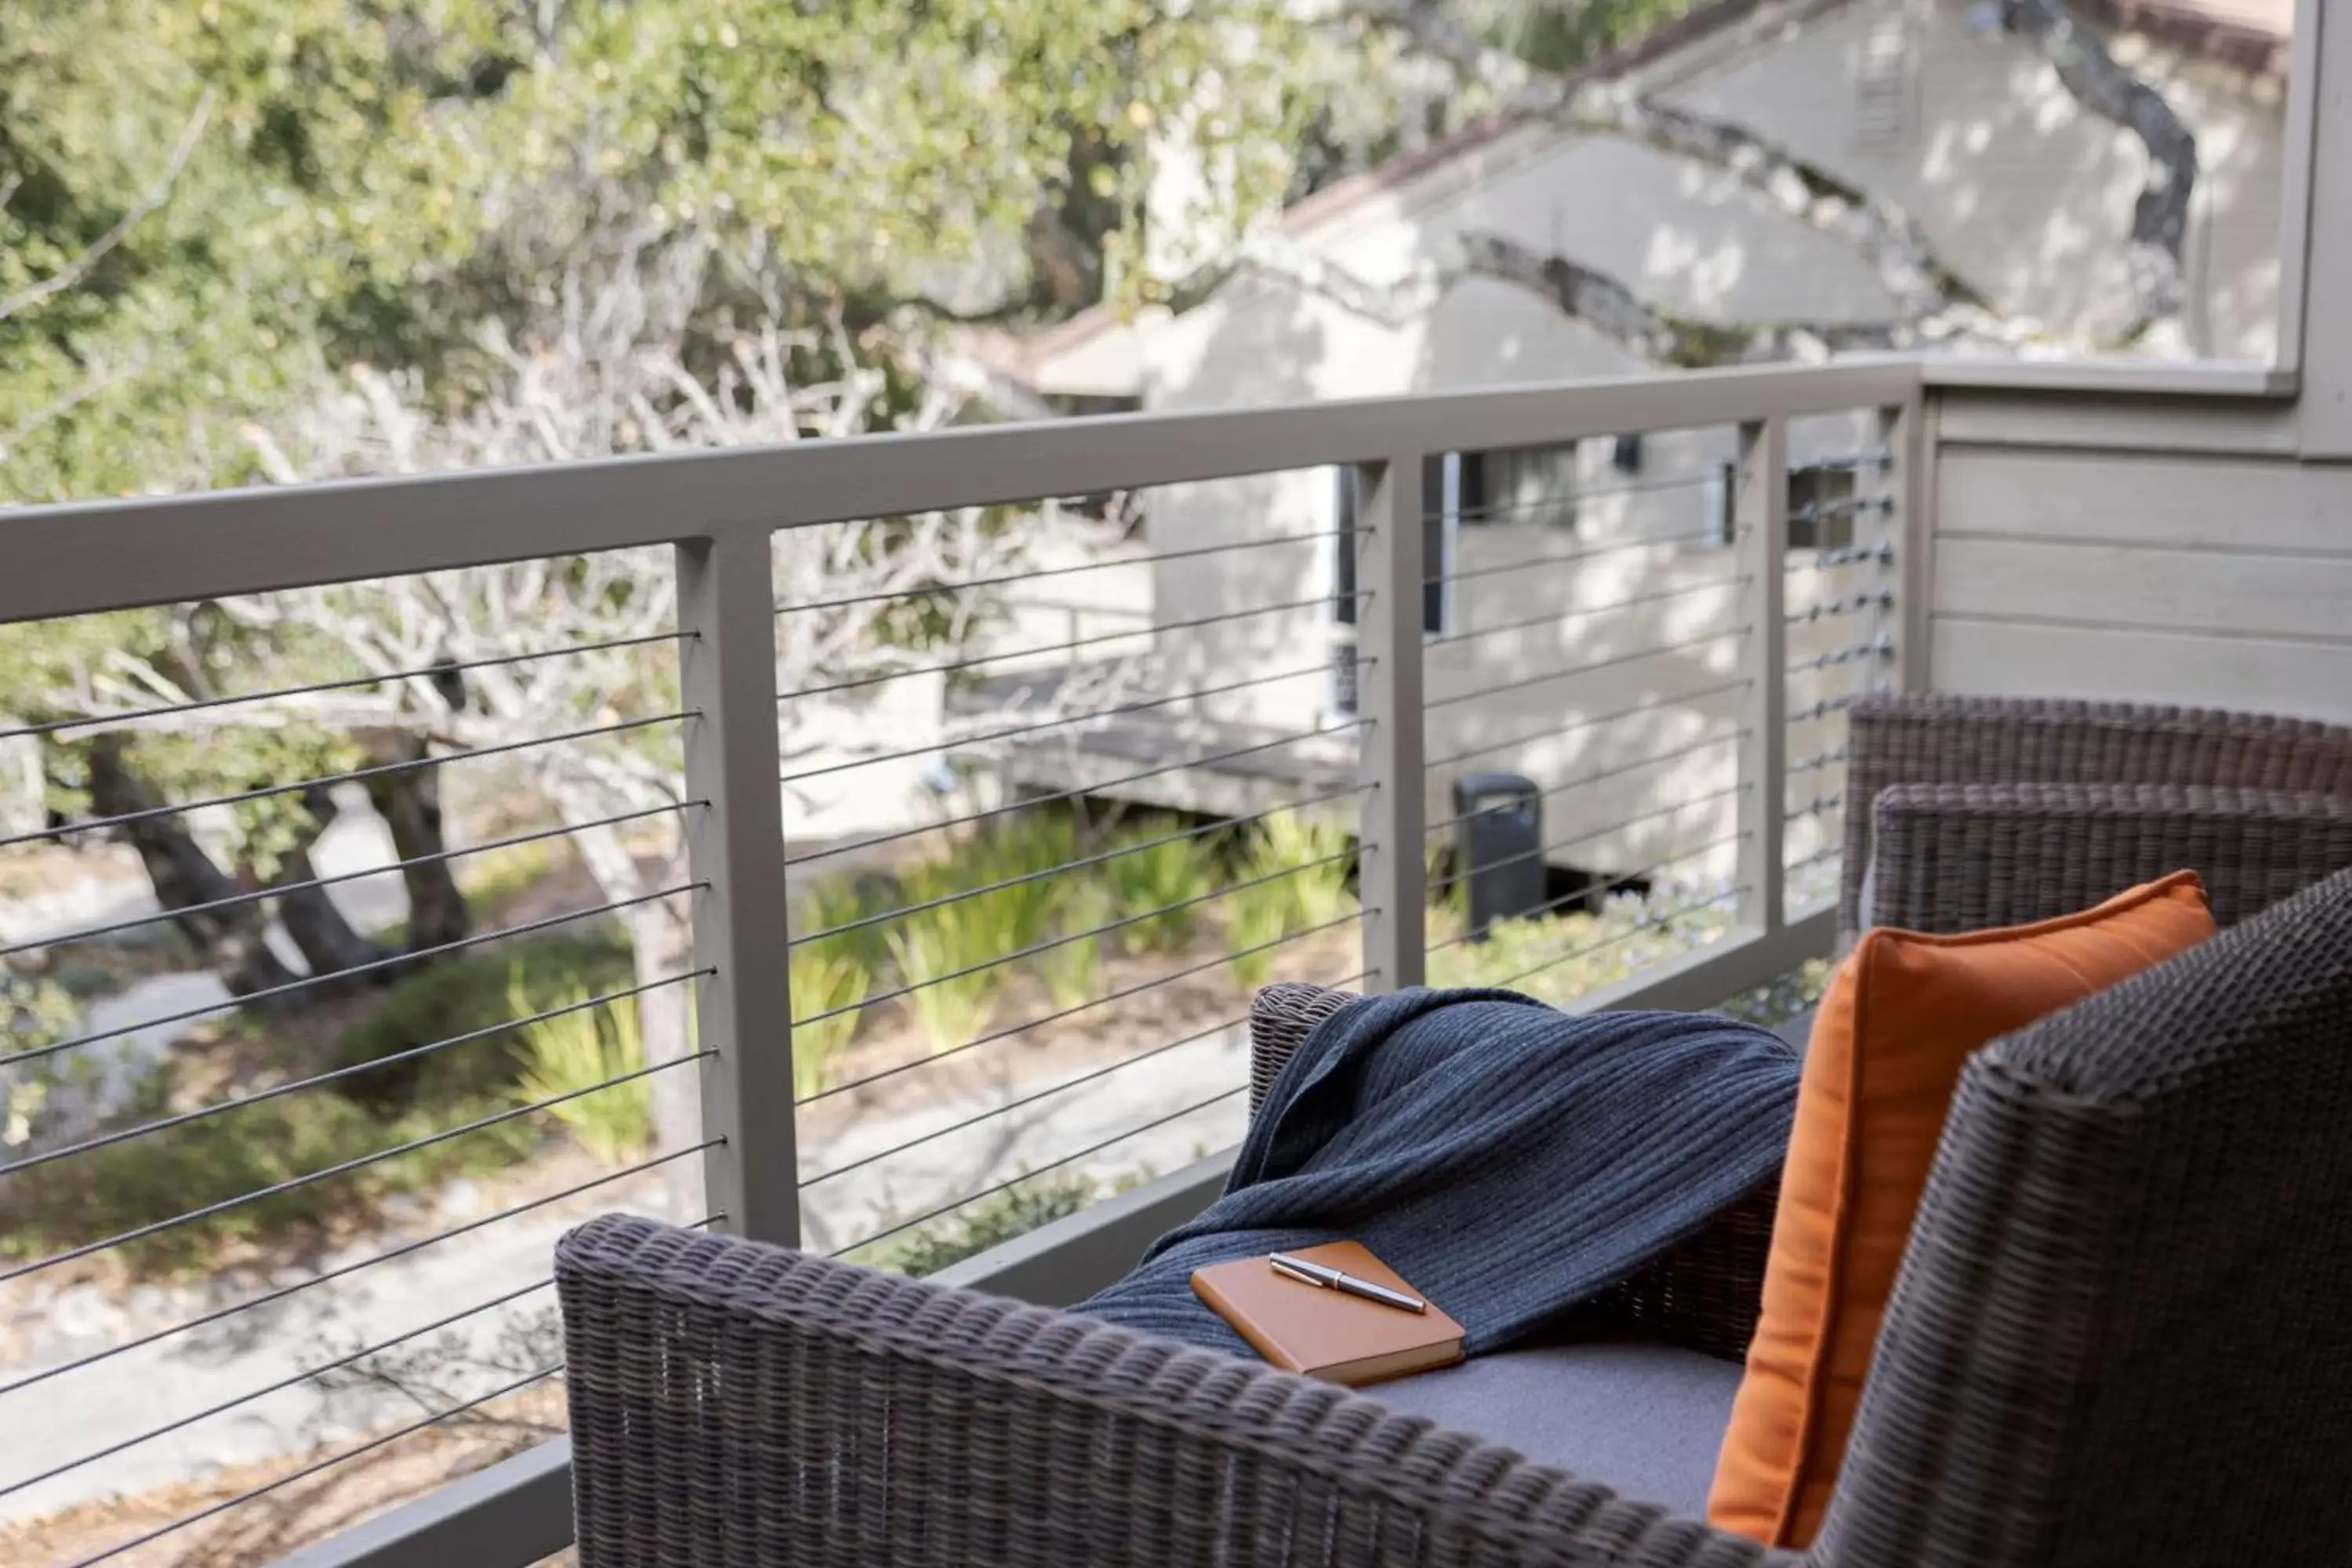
[1332,456,1458,641]
[1714,459,1863,551]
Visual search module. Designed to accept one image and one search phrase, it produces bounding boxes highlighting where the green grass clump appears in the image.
[1102,821,1215,955]
[0,1082,532,1277]
[1224,811,1358,988]
[328,927,634,1109]
[789,877,883,1098]
[509,973,650,1162]
[858,1171,1101,1278]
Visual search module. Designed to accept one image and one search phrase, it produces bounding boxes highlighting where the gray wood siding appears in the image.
[1928,427,2352,722]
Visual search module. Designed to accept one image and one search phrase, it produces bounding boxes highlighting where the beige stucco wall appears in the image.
[1107,0,2286,884]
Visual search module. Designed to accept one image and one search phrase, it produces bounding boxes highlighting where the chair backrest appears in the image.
[1812,866,2352,1568]
[1840,695,2352,937]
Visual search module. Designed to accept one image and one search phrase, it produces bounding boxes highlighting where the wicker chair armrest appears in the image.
[1840,693,2352,938]
[557,1214,1793,1568]
[1247,980,1356,1117]
[1866,781,2352,935]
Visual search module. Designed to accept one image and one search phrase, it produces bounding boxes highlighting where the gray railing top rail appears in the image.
[0,360,1919,625]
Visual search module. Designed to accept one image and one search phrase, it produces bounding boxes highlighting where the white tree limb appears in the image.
[0,92,214,325]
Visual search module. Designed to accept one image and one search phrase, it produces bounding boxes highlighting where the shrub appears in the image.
[1102,820,1214,954]
[1036,880,1109,1010]
[859,1170,1101,1277]
[1224,811,1358,987]
[0,1082,531,1276]
[328,927,634,1109]
[880,816,1088,1051]
[510,973,651,1162]
[789,874,884,1097]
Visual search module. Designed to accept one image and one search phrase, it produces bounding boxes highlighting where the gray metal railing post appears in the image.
[675,533,800,1247]
[1877,396,1931,694]
[1359,452,1428,991]
[1734,418,1790,934]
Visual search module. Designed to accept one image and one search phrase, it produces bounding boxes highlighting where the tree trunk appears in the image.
[361,731,472,952]
[81,736,300,1000]
[267,784,390,989]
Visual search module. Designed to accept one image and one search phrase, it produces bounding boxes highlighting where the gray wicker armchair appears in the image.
[1842,692,2352,942]
[556,695,2352,1568]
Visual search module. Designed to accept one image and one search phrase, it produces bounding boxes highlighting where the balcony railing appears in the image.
[0,358,1921,1567]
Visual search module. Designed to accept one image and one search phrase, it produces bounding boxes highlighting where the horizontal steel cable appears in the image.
[785,714,1367,867]
[798,909,1367,1106]
[1788,637,1893,673]
[1421,523,1728,590]
[7,881,704,1072]
[1431,783,1746,892]
[2,969,711,1177]
[1420,680,1745,774]
[1786,844,1842,874]
[1422,728,1744,838]
[1806,539,1896,568]
[3,1274,559,1500]
[1788,691,1864,724]
[1,710,693,851]
[1427,829,1748,957]
[1428,467,1726,531]
[1788,746,1849,775]
[1790,493,1893,526]
[782,588,1368,703]
[803,1010,1253,1189]
[1425,629,1746,711]
[0,1049,714,1285]
[0,800,695,962]
[0,630,687,746]
[69,1360,568,1567]
[779,659,1353,786]
[0,1141,715,1400]
[1784,592,1893,626]
[1787,792,1844,820]
[792,784,1364,948]
[776,528,1348,616]
[1483,885,1746,992]
[832,1085,1251,1258]
[794,849,1362,1028]
[1424,576,1745,649]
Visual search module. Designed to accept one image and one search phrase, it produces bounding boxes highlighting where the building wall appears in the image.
[1669,0,2286,359]
[1926,389,2352,721]
[1114,0,2289,880]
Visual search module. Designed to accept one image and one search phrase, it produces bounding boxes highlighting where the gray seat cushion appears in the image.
[1359,1338,1741,1515]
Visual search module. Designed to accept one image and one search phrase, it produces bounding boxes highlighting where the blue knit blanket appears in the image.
[1076,988,1799,1357]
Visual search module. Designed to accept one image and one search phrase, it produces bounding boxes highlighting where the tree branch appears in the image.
[1238,227,1929,365]
[1344,0,1987,323]
[0,92,213,325]
[2001,0,2195,343]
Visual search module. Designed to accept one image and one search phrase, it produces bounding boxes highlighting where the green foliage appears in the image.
[0,0,1308,504]
[858,1170,1101,1278]
[1224,811,1356,988]
[789,876,884,1098]
[1101,820,1214,955]
[0,1076,532,1276]
[1037,881,1110,1010]
[328,927,633,1107]
[509,971,650,1162]
[1425,887,1733,1007]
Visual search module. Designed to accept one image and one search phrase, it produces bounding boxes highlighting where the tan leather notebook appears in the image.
[1190,1241,1464,1388]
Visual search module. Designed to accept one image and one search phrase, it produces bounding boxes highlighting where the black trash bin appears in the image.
[1450,772,1543,942]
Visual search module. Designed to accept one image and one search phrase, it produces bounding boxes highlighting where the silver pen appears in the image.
[1268,1252,1428,1314]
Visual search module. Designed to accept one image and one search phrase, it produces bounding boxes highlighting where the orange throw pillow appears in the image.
[1708,871,2214,1547]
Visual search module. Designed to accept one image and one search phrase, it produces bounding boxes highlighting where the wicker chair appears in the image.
[555,697,2352,1568]
[1841,692,2352,943]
